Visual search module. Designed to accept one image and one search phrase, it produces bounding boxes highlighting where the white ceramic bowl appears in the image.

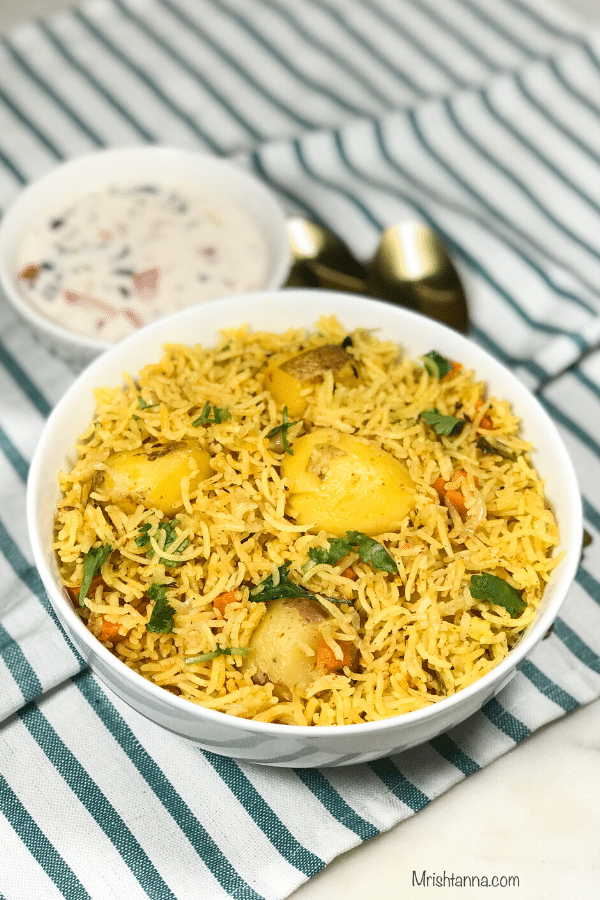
[0,147,290,369]
[27,290,582,767]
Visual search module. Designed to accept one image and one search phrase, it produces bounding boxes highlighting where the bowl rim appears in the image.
[0,145,291,354]
[27,289,583,739]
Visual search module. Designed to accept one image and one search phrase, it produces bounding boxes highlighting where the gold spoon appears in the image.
[368,222,469,334]
[284,217,469,334]
[285,216,370,294]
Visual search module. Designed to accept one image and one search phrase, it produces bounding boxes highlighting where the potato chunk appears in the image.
[100,441,211,514]
[246,598,329,699]
[265,344,357,418]
[281,429,415,536]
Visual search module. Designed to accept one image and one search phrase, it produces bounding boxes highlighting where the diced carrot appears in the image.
[99,617,126,643]
[213,590,238,617]
[434,469,477,522]
[340,566,358,580]
[444,489,468,522]
[442,361,463,381]
[69,574,105,607]
[432,476,447,498]
[450,469,479,487]
[475,397,493,429]
[316,639,353,670]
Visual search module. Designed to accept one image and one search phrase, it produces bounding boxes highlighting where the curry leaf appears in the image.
[469,573,526,617]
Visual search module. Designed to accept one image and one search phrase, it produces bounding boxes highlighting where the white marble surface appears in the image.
[1,1,599,898]
[293,701,600,899]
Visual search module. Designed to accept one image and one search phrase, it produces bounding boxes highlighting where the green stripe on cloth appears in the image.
[502,0,584,41]
[353,0,468,89]
[442,94,600,269]
[0,340,52,417]
[306,0,427,96]
[252,0,396,109]
[1,37,106,147]
[203,0,375,119]
[75,672,266,900]
[575,566,600,605]
[0,146,26,184]
[0,772,90,898]
[294,769,379,839]
[112,0,264,142]
[0,425,29,483]
[338,121,596,325]
[452,0,547,54]
[412,99,600,306]
[554,618,600,674]
[368,758,430,811]
[481,698,530,743]
[0,623,43,705]
[470,325,549,381]
[0,518,59,622]
[429,733,481,776]
[204,751,325,878]
[0,83,64,160]
[0,518,86,672]
[20,701,181,900]
[74,8,223,153]
[39,20,157,144]
[402,0,502,72]
[518,659,580,712]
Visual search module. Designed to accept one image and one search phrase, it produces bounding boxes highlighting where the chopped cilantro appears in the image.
[78,543,112,606]
[249,561,351,605]
[421,407,465,436]
[136,519,189,566]
[192,401,231,427]
[137,396,159,411]
[266,406,301,455]
[249,562,316,602]
[308,531,398,573]
[184,646,249,665]
[135,522,152,548]
[469,573,527,617]
[145,582,176,633]
[422,350,452,379]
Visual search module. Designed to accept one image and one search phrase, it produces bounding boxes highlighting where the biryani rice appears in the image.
[54,316,561,726]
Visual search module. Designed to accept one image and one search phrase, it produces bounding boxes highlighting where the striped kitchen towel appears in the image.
[2,0,600,898]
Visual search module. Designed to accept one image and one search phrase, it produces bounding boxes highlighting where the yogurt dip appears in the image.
[15,184,270,342]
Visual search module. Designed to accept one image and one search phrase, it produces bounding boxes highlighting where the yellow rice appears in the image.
[53,316,561,726]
